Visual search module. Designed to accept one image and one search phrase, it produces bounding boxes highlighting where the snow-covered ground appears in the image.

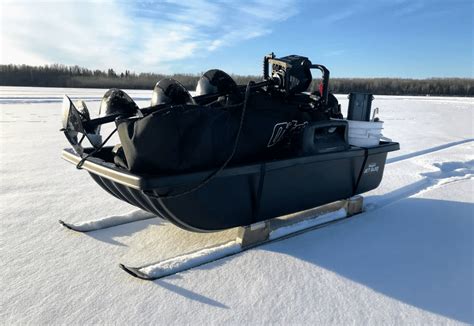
[1,86,472,324]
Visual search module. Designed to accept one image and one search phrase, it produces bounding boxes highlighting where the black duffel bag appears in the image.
[116,92,314,174]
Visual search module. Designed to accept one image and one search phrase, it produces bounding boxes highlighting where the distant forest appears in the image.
[1,64,473,96]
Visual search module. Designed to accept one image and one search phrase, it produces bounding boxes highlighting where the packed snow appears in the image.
[139,241,242,280]
[0,86,472,324]
[269,208,348,240]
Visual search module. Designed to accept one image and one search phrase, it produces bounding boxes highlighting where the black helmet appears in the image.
[151,78,195,106]
[195,69,237,96]
[99,88,139,118]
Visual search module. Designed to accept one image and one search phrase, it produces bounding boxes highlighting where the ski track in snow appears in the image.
[366,159,474,210]
[386,138,474,164]
[1,87,473,325]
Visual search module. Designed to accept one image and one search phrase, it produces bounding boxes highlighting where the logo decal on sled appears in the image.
[267,120,308,147]
[363,163,379,174]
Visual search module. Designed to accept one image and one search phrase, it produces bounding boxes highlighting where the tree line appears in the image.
[1,64,472,96]
[321,78,473,97]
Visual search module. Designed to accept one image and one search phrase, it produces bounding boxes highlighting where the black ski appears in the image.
[119,213,353,281]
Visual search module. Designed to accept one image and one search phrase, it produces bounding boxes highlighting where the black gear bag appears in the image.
[116,92,314,173]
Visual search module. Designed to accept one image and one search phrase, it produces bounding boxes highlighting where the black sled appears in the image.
[61,53,399,232]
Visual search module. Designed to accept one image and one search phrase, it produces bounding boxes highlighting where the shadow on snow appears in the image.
[264,195,473,323]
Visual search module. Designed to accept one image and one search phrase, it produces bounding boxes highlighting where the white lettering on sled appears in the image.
[267,120,308,148]
[363,163,380,174]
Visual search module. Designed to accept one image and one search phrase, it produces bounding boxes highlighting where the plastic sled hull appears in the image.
[62,142,399,232]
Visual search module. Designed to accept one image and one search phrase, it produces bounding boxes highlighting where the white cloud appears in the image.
[393,0,425,17]
[317,0,428,24]
[0,0,298,72]
[321,9,357,24]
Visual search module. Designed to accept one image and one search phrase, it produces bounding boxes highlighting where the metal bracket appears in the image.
[345,195,364,216]
[236,221,271,249]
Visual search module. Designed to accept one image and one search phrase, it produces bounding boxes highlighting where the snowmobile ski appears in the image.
[58,211,156,232]
[119,196,363,280]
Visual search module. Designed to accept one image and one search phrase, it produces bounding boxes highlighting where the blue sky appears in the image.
[1,0,472,77]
